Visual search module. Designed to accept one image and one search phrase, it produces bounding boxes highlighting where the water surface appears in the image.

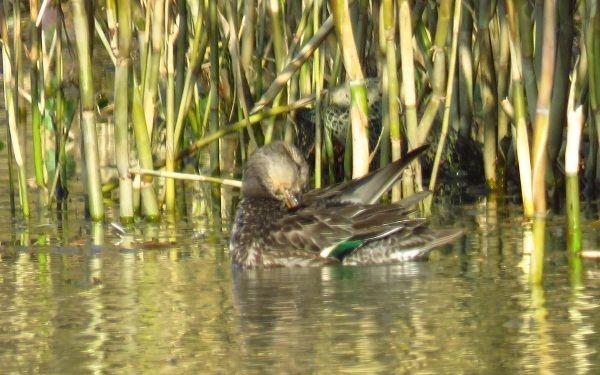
[1,198,600,373]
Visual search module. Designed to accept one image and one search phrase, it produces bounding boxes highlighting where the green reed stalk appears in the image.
[530,217,545,284]
[476,0,498,190]
[254,0,266,100]
[165,6,176,215]
[331,0,369,178]
[71,0,104,221]
[398,0,423,197]
[106,0,117,44]
[49,4,67,205]
[429,0,461,195]
[565,106,583,255]
[458,0,474,139]
[516,0,537,123]
[547,1,574,191]
[264,0,289,143]
[322,4,336,183]
[574,1,588,107]
[173,5,208,156]
[252,16,333,113]
[287,0,314,62]
[12,0,23,153]
[131,83,160,220]
[1,3,29,218]
[411,0,426,27]
[353,0,369,64]
[531,0,556,216]
[7,126,15,214]
[241,0,255,82]
[585,0,600,187]
[142,0,164,138]
[533,0,544,82]
[114,0,134,222]
[385,0,401,199]
[224,0,257,150]
[29,0,47,194]
[417,0,452,144]
[376,5,389,173]
[207,0,221,218]
[174,0,187,111]
[299,1,313,98]
[506,0,534,217]
[496,3,510,188]
[313,0,323,188]
[156,98,316,168]
[130,167,241,187]
[208,0,219,162]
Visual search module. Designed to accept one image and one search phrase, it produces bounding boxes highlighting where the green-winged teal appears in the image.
[230,141,463,268]
[294,78,485,191]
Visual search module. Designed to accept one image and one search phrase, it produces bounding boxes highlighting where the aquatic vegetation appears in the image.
[0,0,594,226]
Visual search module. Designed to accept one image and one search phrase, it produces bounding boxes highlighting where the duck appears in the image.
[294,78,485,191]
[230,141,464,268]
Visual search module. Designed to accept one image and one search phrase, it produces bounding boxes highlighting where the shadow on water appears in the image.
[0,192,600,372]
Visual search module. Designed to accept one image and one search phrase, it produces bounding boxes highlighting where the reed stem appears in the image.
[1,2,29,218]
[71,0,104,221]
[131,82,160,220]
[531,0,556,216]
[331,0,369,178]
[114,0,134,222]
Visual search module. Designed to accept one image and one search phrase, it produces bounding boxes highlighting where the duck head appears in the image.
[242,141,309,208]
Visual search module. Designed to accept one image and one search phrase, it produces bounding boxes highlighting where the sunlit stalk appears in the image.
[531,0,556,216]
[30,0,47,194]
[165,3,176,216]
[114,0,134,222]
[49,3,68,205]
[330,0,369,178]
[252,16,334,113]
[565,106,583,255]
[547,1,574,191]
[585,0,600,187]
[71,0,104,220]
[131,83,160,220]
[130,167,242,187]
[417,0,452,144]
[264,0,289,143]
[516,0,537,122]
[398,0,422,197]
[429,0,462,195]
[207,0,221,218]
[385,0,402,198]
[1,3,30,218]
[241,0,256,81]
[224,0,257,149]
[313,0,323,188]
[458,0,474,138]
[476,0,498,190]
[142,0,165,138]
[506,0,534,217]
[173,4,208,156]
[156,97,316,169]
[496,3,510,188]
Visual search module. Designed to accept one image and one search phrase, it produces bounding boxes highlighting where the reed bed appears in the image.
[0,0,595,225]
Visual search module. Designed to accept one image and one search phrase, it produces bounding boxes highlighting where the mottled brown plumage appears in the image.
[230,142,463,268]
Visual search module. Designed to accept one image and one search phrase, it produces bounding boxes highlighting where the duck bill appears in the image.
[283,190,300,209]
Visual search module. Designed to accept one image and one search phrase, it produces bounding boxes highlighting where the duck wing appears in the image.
[301,145,429,205]
[342,228,465,265]
[267,192,431,260]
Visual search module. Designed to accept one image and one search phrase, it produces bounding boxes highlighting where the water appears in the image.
[0,197,599,374]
